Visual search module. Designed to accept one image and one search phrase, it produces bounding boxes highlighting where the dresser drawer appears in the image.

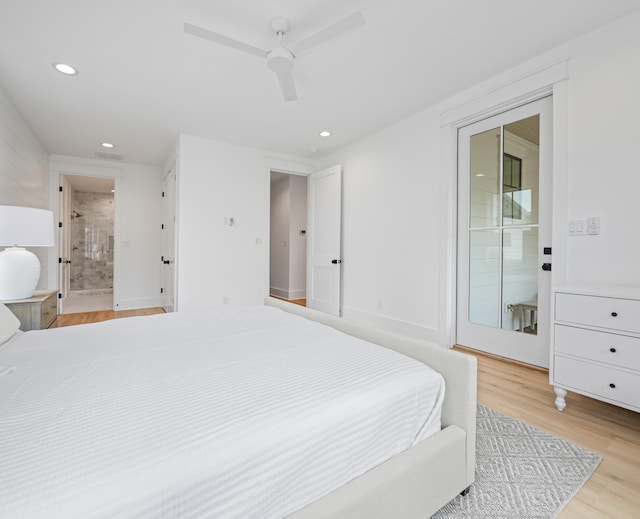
[554,324,640,369]
[554,356,640,410]
[555,293,640,333]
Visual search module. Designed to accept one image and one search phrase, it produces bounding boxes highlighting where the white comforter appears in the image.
[0,306,444,518]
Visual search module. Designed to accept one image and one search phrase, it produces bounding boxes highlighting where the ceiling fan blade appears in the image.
[288,12,365,56]
[184,22,267,58]
[275,69,298,102]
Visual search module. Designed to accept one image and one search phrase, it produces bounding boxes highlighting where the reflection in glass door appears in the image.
[457,97,552,367]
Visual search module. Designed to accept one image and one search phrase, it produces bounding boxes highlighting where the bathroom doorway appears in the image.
[59,174,115,313]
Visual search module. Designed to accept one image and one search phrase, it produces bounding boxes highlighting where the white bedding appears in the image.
[0,306,444,518]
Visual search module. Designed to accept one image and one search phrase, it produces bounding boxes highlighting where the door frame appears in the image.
[268,170,309,302]
[264,160,315,303]
[161,162,176,312]
[58,175,72,304]
[57,173,117,314]
[440,59,570,351]
[49,160,123,312]
[455,97,552,367]
[264,161,343,317]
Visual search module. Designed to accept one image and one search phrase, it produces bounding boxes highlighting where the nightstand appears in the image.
[2,289,58,331]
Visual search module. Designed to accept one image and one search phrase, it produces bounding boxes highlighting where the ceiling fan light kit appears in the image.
[184,11,365,102]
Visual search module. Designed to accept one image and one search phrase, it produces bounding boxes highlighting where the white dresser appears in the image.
[551,286,640,413]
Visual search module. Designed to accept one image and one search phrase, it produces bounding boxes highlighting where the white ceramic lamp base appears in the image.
[0,247,42,300]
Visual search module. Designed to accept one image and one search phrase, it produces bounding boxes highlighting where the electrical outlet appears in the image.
[587,216,600,235]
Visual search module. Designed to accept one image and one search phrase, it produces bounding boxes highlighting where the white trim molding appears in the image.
[440,58,570,128]
[440,57,571,348]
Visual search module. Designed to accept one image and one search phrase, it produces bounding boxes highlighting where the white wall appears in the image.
[318,107,444,341]
[49,156,162,310]
[315,9,640,344]
[288,174,307,299]
[164,10,640,341]
[563,11,640,286]
[0,82,52,290]
[176,136,268,310]
[176,136,315,311]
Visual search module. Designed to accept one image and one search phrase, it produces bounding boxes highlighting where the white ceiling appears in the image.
[1,1,638,167]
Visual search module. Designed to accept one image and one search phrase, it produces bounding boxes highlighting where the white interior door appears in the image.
[307,164,342,316]
[457,97,552,367]
[161,165,176,312]
[58,176,72,312]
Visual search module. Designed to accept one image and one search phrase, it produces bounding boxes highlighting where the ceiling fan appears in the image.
[184,12,365,102]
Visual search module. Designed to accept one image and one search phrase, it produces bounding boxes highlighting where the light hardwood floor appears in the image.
[56,310,638,518]
[56,306,165,326]
[270,296,306,307]
[455,345,640,519]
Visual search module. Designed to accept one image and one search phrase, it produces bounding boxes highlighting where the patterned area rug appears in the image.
[432,405,602,518]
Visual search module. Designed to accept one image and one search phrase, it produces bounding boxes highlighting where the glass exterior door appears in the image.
[457,97,552,367]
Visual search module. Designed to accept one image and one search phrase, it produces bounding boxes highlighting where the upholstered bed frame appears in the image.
[265,297,477,518]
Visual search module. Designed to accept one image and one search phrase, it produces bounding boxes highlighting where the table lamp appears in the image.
[0,205,55,300]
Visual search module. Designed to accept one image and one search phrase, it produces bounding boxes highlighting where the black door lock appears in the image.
[541,263,551,271]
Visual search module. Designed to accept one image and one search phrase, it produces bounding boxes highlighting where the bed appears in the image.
[0,297,476,518]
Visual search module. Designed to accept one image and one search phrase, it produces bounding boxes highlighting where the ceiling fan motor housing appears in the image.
[266,47,294,73]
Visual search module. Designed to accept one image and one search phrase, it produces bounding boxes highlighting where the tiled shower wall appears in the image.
[70,191,114,290]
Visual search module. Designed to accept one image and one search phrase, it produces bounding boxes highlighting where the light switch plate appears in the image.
[568,220,586,235]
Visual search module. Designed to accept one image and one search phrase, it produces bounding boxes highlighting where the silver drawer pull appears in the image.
[609,383,616,389]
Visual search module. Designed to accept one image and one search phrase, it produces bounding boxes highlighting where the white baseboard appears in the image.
[115,296,162,311]
[270,287,289,300]
[289,289,306,300]
[270,287,306,300]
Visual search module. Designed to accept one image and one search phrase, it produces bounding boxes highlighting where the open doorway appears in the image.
[269,171,307,306]
[59,174,115,314]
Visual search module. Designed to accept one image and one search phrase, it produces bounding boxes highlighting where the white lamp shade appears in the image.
[0,206,55,300]
[0,206,55,246]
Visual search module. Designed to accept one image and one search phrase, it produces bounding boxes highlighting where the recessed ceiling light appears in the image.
[101,142,115,148]
[319,131,332,137]
[475,173,485,177]
[310,148,318,153]
[53,63,78,75]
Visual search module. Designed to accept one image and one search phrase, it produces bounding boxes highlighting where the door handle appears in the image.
[541,263,551,271]
[331,259,342,264]
[163,260,170,265]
